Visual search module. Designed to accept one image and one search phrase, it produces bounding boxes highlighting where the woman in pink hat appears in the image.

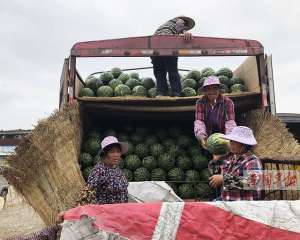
[83,136,129,205]
[54,136,129,234]
[209,126,263,201]
[194,75,237,148]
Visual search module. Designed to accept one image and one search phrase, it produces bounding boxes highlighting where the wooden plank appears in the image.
[278,163,287,200]
[273,163,281,200]
[264,163,273,200]
[233,56,260,92]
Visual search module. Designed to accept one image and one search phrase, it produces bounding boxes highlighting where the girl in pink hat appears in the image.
[194,76,237,149]
[209,126,263,201]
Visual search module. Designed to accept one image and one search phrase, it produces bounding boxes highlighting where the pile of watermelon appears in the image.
[79,67,247,98]
[78,124,214,200]
[181,68,247,96]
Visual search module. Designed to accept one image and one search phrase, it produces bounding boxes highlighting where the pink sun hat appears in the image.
[222,126,257,146]
[202,76,222,89]
[100,136,128,154]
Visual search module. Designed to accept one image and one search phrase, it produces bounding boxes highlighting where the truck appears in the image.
[59,34,300,199]
[4,35,300,239]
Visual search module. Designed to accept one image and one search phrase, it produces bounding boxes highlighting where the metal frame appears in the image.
[65,35,265,103]
[266,55,276,115]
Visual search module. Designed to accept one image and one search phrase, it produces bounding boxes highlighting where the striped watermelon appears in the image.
[206,133,230,155]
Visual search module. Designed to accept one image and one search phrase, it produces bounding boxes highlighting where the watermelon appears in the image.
[110,67,122,79]
[178,183,194,199]
[134,167,150,181]
[218,75,231,87]
[216,68,233,79]
[100,72,114,85]
[108,79,122,90]
[230,76,244,85]
[181,87,196,97]
[97,86,114,97]
[200,168,211,181]
[201,67,215,77]
[188,146,202,158]
[131,133,143,144]
[114,84,131,96]
[80,88,94,97]
[135,143,149,158]
[118,73,130,83]
[142,156,157,171]
[168,168,185,181]
[82,166,93,181]
[85,76,103,92]
[145,135,158,146]
[125,78,141,89]
[176,155,193,171]
[185,170,200,181]
[194,182,213,199]
[151,168,167,181]
[83,139,99,156]
[177,135,192,149]
[158,153,175,171]
[169,145,182,159]
[79,152,94,168]
[129,72,140,79]
[206,133,230,155]
[150,143,165,157]
[182,79,197,89]
[142,77,155,90]
[132,86,147,97]
[187,70,202,81]
[125,154,141,170]
[148,88,157,98]
[192,155,208,171]
[122,169,133,181]
[163,139,176,149]
[230,84,246,93]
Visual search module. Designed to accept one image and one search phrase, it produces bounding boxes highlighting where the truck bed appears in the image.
[78,91,260,114]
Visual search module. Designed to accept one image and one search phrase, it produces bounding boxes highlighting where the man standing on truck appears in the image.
[151,16,195,97]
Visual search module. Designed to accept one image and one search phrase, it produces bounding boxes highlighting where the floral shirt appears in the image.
[87,161,128,204]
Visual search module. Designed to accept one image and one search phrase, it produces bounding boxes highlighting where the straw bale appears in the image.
[3,103,85,225]
[242,109,300,161]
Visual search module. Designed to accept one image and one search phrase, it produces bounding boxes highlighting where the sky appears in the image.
[0,0,299,130]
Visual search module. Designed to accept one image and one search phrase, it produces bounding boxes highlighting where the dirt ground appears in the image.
[0,186,45,239]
